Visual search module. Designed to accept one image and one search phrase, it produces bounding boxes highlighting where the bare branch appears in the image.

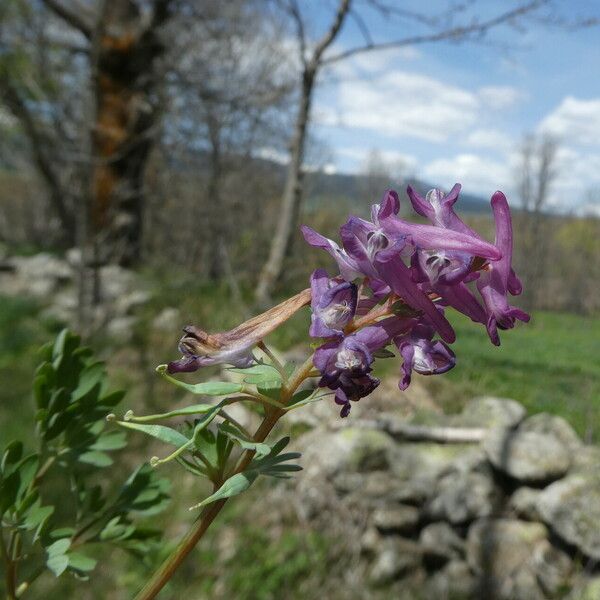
[286,0,308,68]
[0,81,75,238]
[310,0,352,68]
[40,0,94,39]
[349,8,374,48]
[323,0,547,64]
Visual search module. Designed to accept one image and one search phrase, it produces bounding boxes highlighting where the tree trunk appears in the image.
[91,0,168,266]
[255,70,314,305]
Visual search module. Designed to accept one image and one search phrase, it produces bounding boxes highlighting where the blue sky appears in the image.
[301,0,600,213]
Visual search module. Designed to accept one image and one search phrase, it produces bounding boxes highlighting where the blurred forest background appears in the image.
[0,0,599,598]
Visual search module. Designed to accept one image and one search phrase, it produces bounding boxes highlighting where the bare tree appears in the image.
[254,0,563,304]
[515,133,559,309]
[0,0,176,265]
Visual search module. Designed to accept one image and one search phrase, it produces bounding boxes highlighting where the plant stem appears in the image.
[257,341,288,382]
[134,354,315,600]
[1,527,16,600]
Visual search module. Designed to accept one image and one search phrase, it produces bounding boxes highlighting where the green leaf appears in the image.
[1,440,23,473]
[78,451,113,467]
[190,471,257,510]
[230,364,282,385]
[115,421,190,448]
[90,431,127,451]
[68,552,97,572]
[256,379,283,400]
[72,362,105,401]
[47,538,71,556]
[157,367,243,396]
[126,403,219,422]
[218,423,271,457]
[15,454,39,501]
[0,472,20,514]
[47,553,69,577]
[287,388,314,406]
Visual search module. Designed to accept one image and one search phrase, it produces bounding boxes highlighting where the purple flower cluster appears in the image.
[303,184,529,417]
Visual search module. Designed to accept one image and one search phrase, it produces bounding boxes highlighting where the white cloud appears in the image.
[465,128,513,152]
[254,147,288,164]
[539,96,600,145]
[478,86,524,110]
[422,154,509,196]
[320,71,480,143]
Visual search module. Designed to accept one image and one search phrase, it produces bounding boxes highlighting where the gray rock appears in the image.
[152,307,181,331]
[426,471,498,524]
[419,522,465,565]
[425,560,475,600]
[483,428,571,482]
[392,477,432,505]
[99,264,137,300]
[360,527,381,555]
[531,539,572,597]
[332,472,366,495]
[510,567,546,600]
[368,538,422,586]
[509,487,542,521]
[454,396,526,429]
[467,519,548,599]
[537,472,600,560]
[115,290,151,315]
[372,505,420,535]
[106,316,137,343]
[340,428,395,472]
[467,519,548,575]
[569,445,600,474]
[519,413,582,451]
[570,577,600,600]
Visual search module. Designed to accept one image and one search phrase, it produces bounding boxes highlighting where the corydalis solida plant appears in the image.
[122,184,529,600]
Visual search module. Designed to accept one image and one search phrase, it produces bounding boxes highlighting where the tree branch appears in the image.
[0,81,75,240]
[40,0,94,39]
[310,0,352,68]
[286,0,308,68]
[323,0,547,64]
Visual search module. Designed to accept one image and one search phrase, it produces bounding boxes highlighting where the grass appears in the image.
[1,285,599,598]
[419,310,600,441]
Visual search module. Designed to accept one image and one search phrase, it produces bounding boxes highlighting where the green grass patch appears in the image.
[422,310,600,440]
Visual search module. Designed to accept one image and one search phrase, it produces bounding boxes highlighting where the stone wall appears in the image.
[289,397,600,599]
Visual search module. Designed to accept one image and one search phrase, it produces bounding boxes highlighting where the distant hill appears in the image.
[303,169,491,218]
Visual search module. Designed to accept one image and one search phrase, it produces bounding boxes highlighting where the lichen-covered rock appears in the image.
[340,428,395,472]
[531,539,572,597]
[453,396,526,429]
[537,472,600,560]
[509,487,542,521]
[426,471,498,524]
[569,445,600,474]
[368,538,422,586]
[483,428,571,482]
[419,522,465,565]
[519,413,582,452]
[424,560,475,600]
[467,519,548,599]
[372,505,420,535]
[570,577,600,600]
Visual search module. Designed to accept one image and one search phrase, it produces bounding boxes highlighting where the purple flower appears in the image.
[314,317,411,417]
[476,192,530,345]
[394,322,456,390]
[407,184,522,294]
[374,252,456,344]
[167,289,311,373]
[309,269,357,338]
[300,225,362,281]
